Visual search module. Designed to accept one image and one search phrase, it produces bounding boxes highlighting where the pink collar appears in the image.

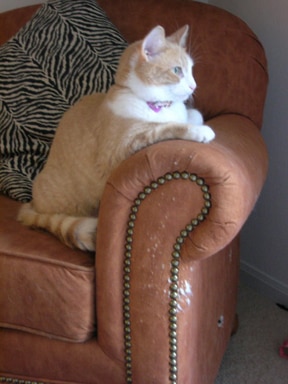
[147,101,172,113]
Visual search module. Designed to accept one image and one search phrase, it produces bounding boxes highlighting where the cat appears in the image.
[17,24,215,252]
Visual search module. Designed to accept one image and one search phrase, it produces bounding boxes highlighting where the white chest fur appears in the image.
[107,89,188,124]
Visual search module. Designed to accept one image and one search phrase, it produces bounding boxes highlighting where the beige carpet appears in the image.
[215,281,288,383]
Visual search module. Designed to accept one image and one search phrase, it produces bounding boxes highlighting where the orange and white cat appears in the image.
[18,25,215,251]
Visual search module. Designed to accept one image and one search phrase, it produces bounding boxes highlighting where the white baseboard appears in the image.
[240,260,288,307]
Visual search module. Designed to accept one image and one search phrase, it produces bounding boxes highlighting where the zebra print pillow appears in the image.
[0,0,127,202]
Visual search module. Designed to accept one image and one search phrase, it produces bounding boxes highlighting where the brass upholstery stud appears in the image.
[144,187,152,194]
[203,192,211,200]
[170,275,178,283]
[197,213,205,222]
[170,308,177,316]
[129,213,137,220]
[181,172,189,179]
[191,219,199,227]
[138,192,146,200]
[172,250,180,258]
[201,185,209,192]
[196,177,204,186]
[202,207,209,215]
[150,181,159,189]
[123,172,211,383]
[189,174,197,181]
[171,267,179,275]
[125,243,132,251]
[176,236,184,245]
[180,230,188,237]
[174,243,181,251]
[165,173,173,180]
[127,228,134,236]
[205,200,211,208]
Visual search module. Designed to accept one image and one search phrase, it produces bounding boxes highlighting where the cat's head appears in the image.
[115,25,196,104]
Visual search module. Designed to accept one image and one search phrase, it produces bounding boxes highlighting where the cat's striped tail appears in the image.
[17,203,97,252]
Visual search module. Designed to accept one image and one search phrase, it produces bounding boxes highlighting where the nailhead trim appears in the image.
[1,173,211,384]
[0,378,45,384]
[123,172,211,383]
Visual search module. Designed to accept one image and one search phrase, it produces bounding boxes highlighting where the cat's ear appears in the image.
[168,25,189,48]
[141,26,166,61]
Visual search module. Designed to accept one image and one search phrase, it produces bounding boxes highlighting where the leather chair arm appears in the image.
[95,113,268,377]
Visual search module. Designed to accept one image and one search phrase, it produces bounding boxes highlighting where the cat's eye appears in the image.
[172,66,183,77]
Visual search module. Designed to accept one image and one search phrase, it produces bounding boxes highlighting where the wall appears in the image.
[0,0,42,12]
[209,0,288,305]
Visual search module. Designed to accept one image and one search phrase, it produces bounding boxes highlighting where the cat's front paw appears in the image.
[200,125,216,143]
[187,124,215,143]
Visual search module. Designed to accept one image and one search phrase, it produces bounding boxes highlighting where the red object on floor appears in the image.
[279,340,288,360]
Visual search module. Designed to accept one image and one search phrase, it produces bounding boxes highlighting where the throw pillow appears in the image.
[0,0,127,201]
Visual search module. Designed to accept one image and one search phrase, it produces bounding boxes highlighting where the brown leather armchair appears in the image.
[0,0,268,383]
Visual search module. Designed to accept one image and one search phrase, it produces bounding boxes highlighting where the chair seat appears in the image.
[0,195,96,343]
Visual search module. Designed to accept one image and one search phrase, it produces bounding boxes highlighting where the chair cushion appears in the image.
[0,194,96,342]
[0,0,127,202]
